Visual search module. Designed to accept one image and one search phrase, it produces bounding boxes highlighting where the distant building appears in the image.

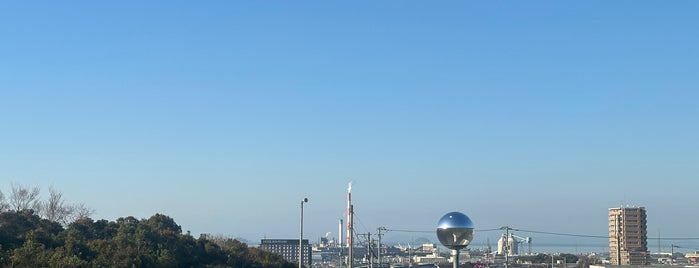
[319,237,329,247]
[259,239,311,267]
[686,251,699,264]
[592,265,675,268]
[609,207,650,265]
[413,252,447,265]
[418,243,437,253]
[497,234,518,256]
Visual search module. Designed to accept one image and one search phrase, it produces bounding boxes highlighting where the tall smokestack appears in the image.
[339,219,343,248]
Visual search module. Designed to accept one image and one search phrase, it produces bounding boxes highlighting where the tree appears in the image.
[10,231,51,267]
[0,210,43,250]
[156,248,178,267]
[246,246,296,268]
[64,202,95,225]
[144,213,182,235]
[9,184,41,212]
[558,253,579,263]
[62,218,99,261]
[4,184,94,225]
[47,246,89,268]
[576,255,599,268]
[0,244,7,267]
[0,210,297,267]
[41,186,70,223]
[0,190,9,212]
[41,187,95,226]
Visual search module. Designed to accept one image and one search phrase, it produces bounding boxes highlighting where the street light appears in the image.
[437,212,474,268]
[300,197,308,268]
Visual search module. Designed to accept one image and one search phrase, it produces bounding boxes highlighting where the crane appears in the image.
[499,226,532,256]
[511,234,532,255]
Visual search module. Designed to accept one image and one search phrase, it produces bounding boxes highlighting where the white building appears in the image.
[497,234,518,256]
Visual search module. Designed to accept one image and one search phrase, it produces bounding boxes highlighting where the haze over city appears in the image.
[1,1,697,249]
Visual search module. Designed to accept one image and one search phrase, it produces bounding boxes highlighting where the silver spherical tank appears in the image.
[436,211,474,250]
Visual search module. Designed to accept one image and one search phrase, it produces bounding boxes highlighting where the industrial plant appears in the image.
[257,185,699,268]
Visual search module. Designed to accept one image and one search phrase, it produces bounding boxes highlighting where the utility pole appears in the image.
[377,227,386,268]
[502,226,511,268]
[487,238,492,265]
[658,229,661,255]
[671,244,680,265]
[367,232,373,268]
[300,198,308,268]
[615,215,621,265]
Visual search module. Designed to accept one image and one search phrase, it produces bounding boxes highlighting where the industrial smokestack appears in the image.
[339,219,344,248]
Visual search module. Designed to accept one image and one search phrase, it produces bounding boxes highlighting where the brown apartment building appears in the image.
[609,207,650,265]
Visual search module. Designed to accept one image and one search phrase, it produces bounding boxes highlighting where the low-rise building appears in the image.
[259,239,312,267]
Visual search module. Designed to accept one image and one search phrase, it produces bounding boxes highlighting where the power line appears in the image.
[388,227,608,239]
[477,228,504,232]
[351,212,371,234]
[514,228,608,239]
[385,228,503,233]
[649,237,699,241]
[669,245,699,251]
[386,229,432,233]
[384,227,699,241]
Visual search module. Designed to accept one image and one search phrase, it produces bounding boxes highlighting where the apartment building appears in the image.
[609,207,650,265]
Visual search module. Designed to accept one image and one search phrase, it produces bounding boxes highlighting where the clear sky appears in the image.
[1,1,698,248]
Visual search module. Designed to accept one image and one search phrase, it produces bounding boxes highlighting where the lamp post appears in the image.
[300,198,308,268]
[437,212,474,268]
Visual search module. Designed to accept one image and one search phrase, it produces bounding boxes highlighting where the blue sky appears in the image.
[1,1,698,248]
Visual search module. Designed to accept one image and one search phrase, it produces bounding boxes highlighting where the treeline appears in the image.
[515,253,581,264]
[0,185,296,267]
[0,184,93,226]
[0,210,295,267]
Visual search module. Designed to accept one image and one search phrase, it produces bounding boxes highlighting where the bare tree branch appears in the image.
[41,187,71,223]
[64,203,95,225]
[5,184,95,225]
[9,183,41,212]
[0,190,8,212]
